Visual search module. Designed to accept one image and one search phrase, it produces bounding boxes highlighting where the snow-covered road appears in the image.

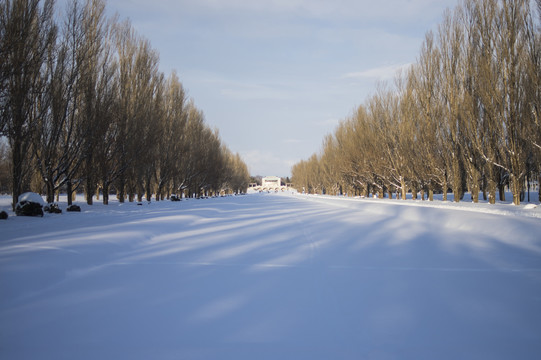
[1,193,541,359]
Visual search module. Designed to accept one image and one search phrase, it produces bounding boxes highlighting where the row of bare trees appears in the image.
[1,0,250,209]
[293,0,541,205]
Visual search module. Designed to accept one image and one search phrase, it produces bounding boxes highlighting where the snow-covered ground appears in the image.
[1,192,540,360]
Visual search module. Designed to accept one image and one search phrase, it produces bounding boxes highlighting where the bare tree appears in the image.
[526,0,541,201]
[31,0,100,204]
[92,15,119,205]
[111,19,138,203]
[75,0,110,205]
[32,26,62,204]
[0,0,56,209]
[156,71,187,200]
[410,33,448,201]
[293,0,539,206]
[320,134,342,196]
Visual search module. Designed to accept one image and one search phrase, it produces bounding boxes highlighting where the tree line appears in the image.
[1,0,250,209]
[292,0,541,205]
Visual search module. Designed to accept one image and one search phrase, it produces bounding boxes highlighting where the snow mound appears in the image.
[17,192,46,206]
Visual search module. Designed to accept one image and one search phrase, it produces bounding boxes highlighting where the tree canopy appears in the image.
[0,0,250,207]
[292,0,541,205]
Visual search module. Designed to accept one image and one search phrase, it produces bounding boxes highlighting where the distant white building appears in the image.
[261,176,281,190]
[249,176,289,192]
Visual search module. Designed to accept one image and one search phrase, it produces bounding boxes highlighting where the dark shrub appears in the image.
[44,203,62,214]
[0,211,8,220]
[170,195,181,201]
[15,201,44,217]
[66,204,81,212]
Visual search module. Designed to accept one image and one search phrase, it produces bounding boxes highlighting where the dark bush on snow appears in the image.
[66,204,81,212]
[15,201,44,217]
[0,211,8,220]
[170,195,181,201]
[44,203,62,214]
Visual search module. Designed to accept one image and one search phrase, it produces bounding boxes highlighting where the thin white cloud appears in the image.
[175,0,453,23]
[181,71,292,101]
[220,83,289,101]
[242,149,294,177]
[283,138,302,144]
[343,63,412,81]
[317,118,340,128]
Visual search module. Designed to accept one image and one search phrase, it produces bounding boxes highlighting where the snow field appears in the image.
[1,193,541,359]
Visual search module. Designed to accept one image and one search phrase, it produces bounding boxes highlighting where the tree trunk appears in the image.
[156,182,163,201]
[443,177,448,201]
[510,174,521,205]
[470,167,480,203]
[539,173,541,202]
[118,178,125,203]
[363,185,369,198]
[11,139,23,211]
[46,179,54,204]
[67,180,73,206]
[146,179,152,202]
[86,155,94,205]
[487,177,496,205]
[526,172,530,203]
[482,174,487,201]
[400,177,407,200]
[499,184,506,202]
[137,180,144,202]
[452,157,462,203]
[86,185,93,205]
[103,182,109,205]
[86,173,94,205]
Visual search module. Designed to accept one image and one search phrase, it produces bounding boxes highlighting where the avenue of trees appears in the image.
[1,0,250,209]
[292,0,541,205]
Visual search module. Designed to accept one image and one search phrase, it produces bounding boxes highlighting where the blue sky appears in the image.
[103,0,456,177]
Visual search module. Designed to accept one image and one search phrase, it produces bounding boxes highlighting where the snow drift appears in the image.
[1,193,540,359]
